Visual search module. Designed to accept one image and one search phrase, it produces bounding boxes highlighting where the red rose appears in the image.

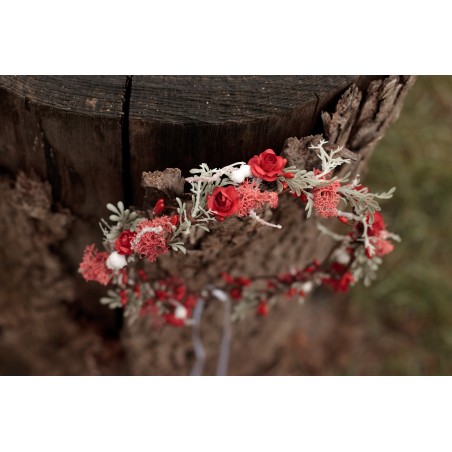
[206,186,240,221]
[114,230,136,255]
[248,149,287,182]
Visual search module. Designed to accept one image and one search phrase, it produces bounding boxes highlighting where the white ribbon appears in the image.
[189,287,232,376]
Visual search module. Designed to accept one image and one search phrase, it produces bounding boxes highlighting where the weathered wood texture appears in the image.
[0,76,414,375]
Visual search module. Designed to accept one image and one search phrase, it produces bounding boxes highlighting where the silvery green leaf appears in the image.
[109,214,121,222]
[196,224,210,232]
[107,203,120,214]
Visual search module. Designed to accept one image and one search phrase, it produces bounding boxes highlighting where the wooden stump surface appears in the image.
[0,76,415,375]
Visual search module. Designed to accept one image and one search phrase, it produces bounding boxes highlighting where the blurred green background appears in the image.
[281,76,452,375]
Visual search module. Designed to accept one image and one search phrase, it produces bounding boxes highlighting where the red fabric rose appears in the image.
[114,230,136,255]
[206,186,240,221]
[248,149,287,182]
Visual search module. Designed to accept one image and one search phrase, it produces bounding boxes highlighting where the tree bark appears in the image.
[0,76,415,375]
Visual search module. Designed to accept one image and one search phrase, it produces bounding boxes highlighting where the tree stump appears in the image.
[0,76,415,375]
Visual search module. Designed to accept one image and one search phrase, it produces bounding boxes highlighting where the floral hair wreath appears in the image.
[79,139,400,329]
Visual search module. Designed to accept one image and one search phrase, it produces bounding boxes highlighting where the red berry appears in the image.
[153,198,165,215]
[298,193,308,203]
[120,290,128,306]
[257,302,268,317]
[229,287,242,300]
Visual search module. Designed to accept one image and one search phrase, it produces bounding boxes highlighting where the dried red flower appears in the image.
[132,217,173,262]
[374,238,394,257]
[248,149,287,182]
[312,180,341,218]
[236,180,278,216]
[206,186,240,221]
[79,244,112,286]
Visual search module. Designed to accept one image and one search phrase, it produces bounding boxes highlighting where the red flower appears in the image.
[248,149,287,182]
[368,212,386,237]
[114,230,136,256]
[312,180,341,218]
[79,244,112,286]
[322,272,354,293]
[375,239,394,257]
[236,180,279,216]
[206,186,240,221]
[132,216,173,262]
[337,272,354,292]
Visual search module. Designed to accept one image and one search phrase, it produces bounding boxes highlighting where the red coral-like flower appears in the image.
[206,186,240,221]
[374,238,394,257]
[363,213,395,258]
[312,180,341,218]
[248,149,287,182]
[114,230,136,256]
[236,180,279,216]
[79,244,112,285]
[132,216,173,262]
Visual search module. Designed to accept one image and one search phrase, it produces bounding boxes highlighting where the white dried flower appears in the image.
[230,164,252,184]
[106,251,127,270]
[174,305,188,319]
[334,249,351,265]
[300,281,313,293]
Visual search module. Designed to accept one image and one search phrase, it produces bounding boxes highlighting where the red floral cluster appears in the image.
[312,180,341,218]
[79,244,112,285]
[132,216,174,262]
[221,272,252,299]
[207,183,279,221]
[222,260,321,317]
[321,262,355,293]
[139,276,197,327]
[366,212,394,258]
[354,212,394,259]
[236,180,278,217]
